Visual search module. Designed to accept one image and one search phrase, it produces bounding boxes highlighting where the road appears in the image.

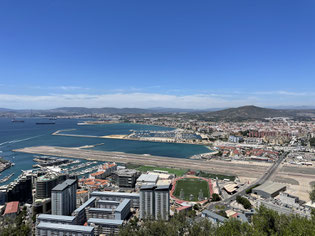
[208,152,287,208]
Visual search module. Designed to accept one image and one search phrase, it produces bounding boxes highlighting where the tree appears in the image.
[246,184,260,194]
[216,219,253,236]
[217,210,228,218]
[211,193,221,202]
[252,205,315,236]
[193,203,201,211]
[236,196,252,209]
[310,185,315,203]
[119,206,315,236]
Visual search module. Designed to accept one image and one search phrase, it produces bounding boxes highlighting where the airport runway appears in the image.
[13,145,271,178]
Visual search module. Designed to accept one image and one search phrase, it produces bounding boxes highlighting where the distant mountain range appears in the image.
[196,105,315,121]
[0,105,315,121]
[50,107,152,114]
[0,106,202,116]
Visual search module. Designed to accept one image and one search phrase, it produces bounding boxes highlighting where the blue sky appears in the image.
[0,0,314,109]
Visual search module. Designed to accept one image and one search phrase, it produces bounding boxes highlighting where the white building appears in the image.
[136,174,159,189]
[279,192,299,207]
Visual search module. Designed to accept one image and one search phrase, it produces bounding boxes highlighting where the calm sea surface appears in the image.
[0,118,210,185]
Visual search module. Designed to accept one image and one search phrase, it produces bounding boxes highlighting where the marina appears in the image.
[32,155,78,168]
[13,145,271,178]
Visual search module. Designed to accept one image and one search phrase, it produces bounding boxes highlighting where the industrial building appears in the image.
[252,181,286,198]
[52,179,77,215]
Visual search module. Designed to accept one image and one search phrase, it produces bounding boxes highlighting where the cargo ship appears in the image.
[11,119,24,123]
[36,122,55,125]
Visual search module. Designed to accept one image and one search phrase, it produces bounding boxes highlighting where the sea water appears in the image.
[0,118,210,185]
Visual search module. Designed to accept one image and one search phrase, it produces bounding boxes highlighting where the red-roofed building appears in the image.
[4,201,19,217]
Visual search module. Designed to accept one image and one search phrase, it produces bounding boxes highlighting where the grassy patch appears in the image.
[173,178,210,201]
[198,171,235,181]
[125,163,187,176]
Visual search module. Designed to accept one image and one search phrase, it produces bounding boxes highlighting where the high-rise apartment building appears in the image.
[52,179,77,215]
[140,184,170,220]
[140,185,155,220]
[154,185,170,220]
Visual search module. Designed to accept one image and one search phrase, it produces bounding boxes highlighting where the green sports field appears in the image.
[173,178,210,201]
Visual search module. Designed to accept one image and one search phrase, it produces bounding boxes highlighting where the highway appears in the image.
[208,152,287,209]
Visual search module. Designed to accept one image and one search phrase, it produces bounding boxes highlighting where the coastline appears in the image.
[13,145,270,178]
[53,127,213,147]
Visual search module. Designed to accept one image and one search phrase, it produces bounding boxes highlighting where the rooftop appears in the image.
[305,201,315,209]
[91,171,105,176]
[97,200,120,204]
[202,210,227,223]
[37,222,94,233]
[253,181,286,194]
[91,191,139,198]
[137,174,159,183]
[155,184,171,191]
[140,184,156,190]
[115,199,130,212]
[4,201,19,215]
[89,208,113,213]
[114,169,138,177]
[88,218,123,226]
[74,197,96,213]
[52,179,76,192]
[37,214,76,222]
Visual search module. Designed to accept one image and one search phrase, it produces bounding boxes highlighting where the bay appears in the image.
[0,118,210,185]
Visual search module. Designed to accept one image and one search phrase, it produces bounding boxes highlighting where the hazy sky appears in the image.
[0,0,314,109]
